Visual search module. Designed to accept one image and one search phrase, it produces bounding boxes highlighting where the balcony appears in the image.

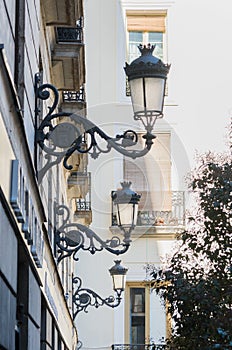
[59,86,86,115]
[42,0,83,26]
[74,199,92,225]
[111,191,185,238]
[52,21,85,91]
[62,86,85,103]
[112,345,166,350]
[56,26,83,44]
[67,170,90,196]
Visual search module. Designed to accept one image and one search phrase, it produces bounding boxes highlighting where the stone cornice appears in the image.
[121,0,175,10]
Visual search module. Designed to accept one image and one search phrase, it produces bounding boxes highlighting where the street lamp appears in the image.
[55,181,141,263]
[35,44,170,182]
[112,181,140,241]
[35,44,170,318]
[72,260,128,318]
[109,260,128,295]
[125,44,170,133]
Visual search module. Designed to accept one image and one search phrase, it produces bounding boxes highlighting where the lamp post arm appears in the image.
[35,80,155,181]
[72,276,121,319]
[55,203,130,264]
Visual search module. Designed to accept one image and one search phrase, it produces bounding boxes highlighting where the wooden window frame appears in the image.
[125,282,151,344]
[125,282,171,344]
[125,10,168,96]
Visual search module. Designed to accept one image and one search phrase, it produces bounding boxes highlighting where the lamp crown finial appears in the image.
[138,43,155,55]
[109,260,128,276]
[112,180,141,205]
[124,43,170,81]
[120,181,132,189]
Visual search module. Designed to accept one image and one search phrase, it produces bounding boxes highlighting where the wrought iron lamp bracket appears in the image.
[72,276,122,319]
[54,203,130,264]
[34,75,155,182]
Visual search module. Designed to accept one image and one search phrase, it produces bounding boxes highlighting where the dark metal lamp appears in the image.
[55,182,140,263]
[109,259,128,295]
[112,181,140,241]
[35,45,170,182]
[35,44,170,318]
[125,44,170,133]
[72,260,128,318]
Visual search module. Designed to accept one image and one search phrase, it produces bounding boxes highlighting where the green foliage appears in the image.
[151,152,232,349]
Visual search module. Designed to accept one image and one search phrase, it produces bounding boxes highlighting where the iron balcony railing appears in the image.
[112,191,185,227]
[56,25,83,43]
[112,345,167,350]
[62,86,85,103]
[75,199,91,212]
[112,343,231,350]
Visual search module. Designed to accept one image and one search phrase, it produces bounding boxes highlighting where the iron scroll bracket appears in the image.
[34,74,155,182]
[72,276,122,319]
[54,202,130,264]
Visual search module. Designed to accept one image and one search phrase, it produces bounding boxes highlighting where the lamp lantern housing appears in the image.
[112,181,141,231]
[124,44,170,132]
[109,260,128,294]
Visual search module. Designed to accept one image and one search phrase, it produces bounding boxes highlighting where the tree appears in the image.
[150,151,232,349]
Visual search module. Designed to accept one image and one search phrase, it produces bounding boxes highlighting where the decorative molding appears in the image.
[110,225,184,240]
[121,0,175,10]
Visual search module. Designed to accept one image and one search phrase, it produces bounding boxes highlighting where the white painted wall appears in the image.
[77,0,231,349]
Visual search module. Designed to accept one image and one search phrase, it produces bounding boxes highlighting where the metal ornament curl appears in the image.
[54,203,130,263]
[35,74,155,182]
[72,276,121,319]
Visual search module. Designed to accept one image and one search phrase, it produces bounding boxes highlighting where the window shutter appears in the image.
[127,11,166,33]
[124,133,171,211]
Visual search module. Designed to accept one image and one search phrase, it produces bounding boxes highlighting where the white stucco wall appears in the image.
[77,0,231,349]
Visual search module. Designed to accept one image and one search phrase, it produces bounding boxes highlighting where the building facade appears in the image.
[76,0,231,349]
[0,0,231,349]
[0,0,89,349]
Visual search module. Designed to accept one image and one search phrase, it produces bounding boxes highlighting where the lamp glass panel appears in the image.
[129,78,144,114]
[130,77,165,115]
[116,203,136,227]
[117,203,132,226]
[133,203,138,226]
[144,77,165,112]
[113,274,125,291]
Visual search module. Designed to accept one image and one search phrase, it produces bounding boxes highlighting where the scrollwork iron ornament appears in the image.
[35,73,155,182]
[54,203,130,263]
[72,276,121,319]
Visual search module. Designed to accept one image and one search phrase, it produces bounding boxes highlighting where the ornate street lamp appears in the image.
[72,260,128,318]
[55,181,140,263]
[125,44,170,133]
[109,259,128,294]
[34,44,170,318]
[112,181,140,241]
[35,44,170,182]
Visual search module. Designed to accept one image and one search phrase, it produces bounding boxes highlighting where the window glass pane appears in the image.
[128,31,143,63]
[148,32,163,60]
[130,288,145,344]
[131,316,145,344]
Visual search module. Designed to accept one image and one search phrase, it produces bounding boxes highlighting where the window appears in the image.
[128,31,164,63]
[126,11,167,95]
[123,133,172,222]
[125,284,150,344]
[130,287,146,344]
[126,283,169,345]
[126,11,166,58]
